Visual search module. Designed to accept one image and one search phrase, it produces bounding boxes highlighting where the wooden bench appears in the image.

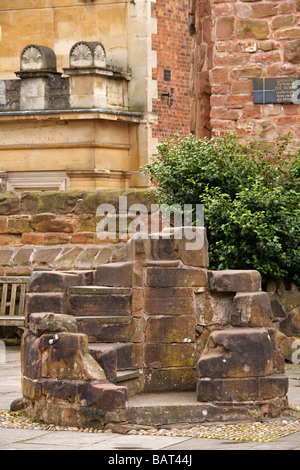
[0,276,29,327]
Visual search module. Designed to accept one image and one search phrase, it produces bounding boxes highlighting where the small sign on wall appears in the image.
[253,77,300,105]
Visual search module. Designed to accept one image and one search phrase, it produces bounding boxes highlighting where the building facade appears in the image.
[0,0,191,191]
[189,0,300,145]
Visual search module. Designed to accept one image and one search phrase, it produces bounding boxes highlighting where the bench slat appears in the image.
[18,284,26,316]
[0,316,25,327]
[0,284,8,316]
[0,277,29,325]
[9,284,17,316]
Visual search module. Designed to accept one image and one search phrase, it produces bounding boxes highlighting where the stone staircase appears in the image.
[21,229,291,428]
[67,278,143,397]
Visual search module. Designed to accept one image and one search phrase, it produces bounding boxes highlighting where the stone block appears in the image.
[0,234,21,246]
[276,331,300,362]
[20,191,84,215]
[197,328,274,379]
[267,328,285,374]
[208,270,261,292]
[284,39,300,63]
[73,247,100,269]
[279,309,300,337]
[68,292,132,317]
[29,312,78,337]
[0,192,20,215]
[197,375,288,403]
[31,213,75,233]
[27,271,81,293]
[12,247,35,265]
[21,376,44,401]
[38,332,106,381]
[144,368,196,392]
[230,292,273,327]
[146,266,208,288]
[95,262,142,287]
[196,291,233,325]
[32,247,63,266]
[77,318,134,343]
[144,343,195,368]
[44,232,71,245]
[216,16,235,40]
[6,267,32,276]
[145,316,196,343]
[144,287,195,316]
[132,288,143,317]
[237,19,269,40]
[7,216,31,234]
[55,247,83,269]
[89,343,117,383]
[21,330,42,379]
[94,246,114,265]
[114,343,144,370]
[0,247,15,265]
[40,378,78,404]
[128,227,209,268]
[71,232,96,244]
[77,382,128,410]
[25,293,66,322]
[21,233,45,245]
[271,300,287,320]
[75,214,98,232]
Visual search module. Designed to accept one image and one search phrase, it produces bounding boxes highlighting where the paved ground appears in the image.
[0,346,299,451]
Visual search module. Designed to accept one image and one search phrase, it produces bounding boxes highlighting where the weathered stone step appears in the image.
[77,314,134,343]
[116,370,141,383]
[67,286,132,317]
[95,262,137,287]
[116,370,142,398]
[77,316,132,323]
[127,392,285,426]
[68,286,132,295]
[88,342,142,383]
[88,342,142,397]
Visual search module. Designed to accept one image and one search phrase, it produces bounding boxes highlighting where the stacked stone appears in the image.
[20,227,290,427]
[196,270,289,418]
[189,0,300,145]
[127,229,209,392]
[22,325,128,427]
[267,280,300,362]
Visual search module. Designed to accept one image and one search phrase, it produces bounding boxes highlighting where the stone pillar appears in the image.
[16,45,69,111]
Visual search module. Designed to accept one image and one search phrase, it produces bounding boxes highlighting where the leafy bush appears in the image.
[142,132,300,288]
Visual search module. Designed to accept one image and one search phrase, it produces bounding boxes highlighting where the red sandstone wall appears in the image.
[152,0,192,141]
[190,0,300,145]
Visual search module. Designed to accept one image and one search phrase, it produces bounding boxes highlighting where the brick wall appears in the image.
[190,0,300,145]
[152,0,192,142]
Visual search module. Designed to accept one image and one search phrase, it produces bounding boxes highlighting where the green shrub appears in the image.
[142,132,300,288]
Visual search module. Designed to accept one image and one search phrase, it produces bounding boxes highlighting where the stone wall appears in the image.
[189,0,300,145]
[0,190,152,275]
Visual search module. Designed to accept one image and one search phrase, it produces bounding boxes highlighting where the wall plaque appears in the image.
[253,77,300,104]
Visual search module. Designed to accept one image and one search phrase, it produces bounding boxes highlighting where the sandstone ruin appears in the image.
[18,227,291,429]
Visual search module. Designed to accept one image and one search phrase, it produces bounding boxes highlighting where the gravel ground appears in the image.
[1,410,300,443]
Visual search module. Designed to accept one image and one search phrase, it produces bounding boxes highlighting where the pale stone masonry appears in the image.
[0,0,191,191]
